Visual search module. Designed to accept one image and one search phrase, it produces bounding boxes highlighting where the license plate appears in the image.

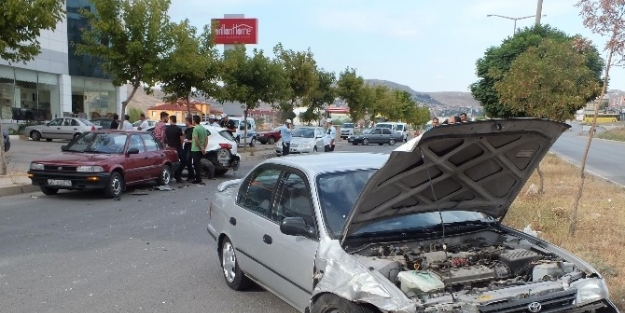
[47,179,72,187]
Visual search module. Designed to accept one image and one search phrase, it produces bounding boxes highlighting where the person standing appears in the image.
[323,119,336,152]
[137,113,149,130]
[460,112,469,123]
[183,116,195,182]
[279,119,293,156]
[165,115,184,182]
[210,115,221,127]
[191,115,209,184]
[110,113,120,130]
[121,115,134,130]
[154,111,168,143]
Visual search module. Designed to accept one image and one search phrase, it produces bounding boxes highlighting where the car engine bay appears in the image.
[351,231,588,307]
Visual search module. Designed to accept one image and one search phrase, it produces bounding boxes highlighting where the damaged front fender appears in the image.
[312,237,417,313]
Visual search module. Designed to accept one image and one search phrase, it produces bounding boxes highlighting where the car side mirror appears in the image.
[280,217,313,237]
[61,145,68,151]
[127,147,140,155]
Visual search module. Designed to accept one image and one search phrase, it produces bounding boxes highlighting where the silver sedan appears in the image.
[24,117,102,141]
[207,119,619,313]
[275,126,325,156]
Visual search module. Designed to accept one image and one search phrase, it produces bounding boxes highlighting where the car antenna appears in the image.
[418,147,448,260]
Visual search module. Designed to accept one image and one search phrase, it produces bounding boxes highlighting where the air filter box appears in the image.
[498,249,542,275]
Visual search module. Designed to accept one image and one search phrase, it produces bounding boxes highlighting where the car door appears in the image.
[124,134,149,183]
[140,133,164,178]
[260,168,319,312]
[229,166,284,292]
[369,128,382,143]
[314,128,324,150]
[42,118,64,138]
[56,118,76,139]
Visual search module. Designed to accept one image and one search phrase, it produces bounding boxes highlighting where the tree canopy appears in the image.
[0,0,65,63]
[470,25,604,118]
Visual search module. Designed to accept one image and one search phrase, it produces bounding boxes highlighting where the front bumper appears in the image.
[28,170,111,190]
[276,145,314,155]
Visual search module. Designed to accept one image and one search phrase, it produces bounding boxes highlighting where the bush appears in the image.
[128,107,144,123]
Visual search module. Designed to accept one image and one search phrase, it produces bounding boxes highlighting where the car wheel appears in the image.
[220,237,252,291]
[31,131,41,141]
[199,158,215,178]
[363,138,369,145]
[104,172,124,198]
[389,139,395,146]
[215,169,228,177]
[157,165,171,185]
[267,137,275,145]
[40,186,59,195]
[312,294,376,313]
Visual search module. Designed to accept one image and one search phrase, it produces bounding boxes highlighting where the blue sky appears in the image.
[168,0,622,93]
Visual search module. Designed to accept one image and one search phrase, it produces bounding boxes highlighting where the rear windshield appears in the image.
[219,130,236,141]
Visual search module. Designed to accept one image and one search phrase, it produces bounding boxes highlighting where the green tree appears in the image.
[470,25,604,118]
[305,69,336,125]
[128,107,144,122]
[76,0,172,116]
[273,43,318,114]
[0,0,65,63]
[220,46,288,147]
[337,68,368,123]
[570,0,625,236]
[369,85,390,123]
[159,20,219,117]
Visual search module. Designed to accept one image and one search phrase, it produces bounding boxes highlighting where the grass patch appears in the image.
[597,127,625,142]
[505,154,625,309]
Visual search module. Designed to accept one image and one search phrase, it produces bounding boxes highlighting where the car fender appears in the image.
[311,237,416,312]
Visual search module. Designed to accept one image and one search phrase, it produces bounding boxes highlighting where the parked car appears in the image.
[206,119,619,313]
[132,119,158,130]
[346,128,373,145]
[348,127,402,146]
[2,127,9,152]
[199,125,241,177]
[27,131,179,198]
[376,121,409,142]
[257,127,281,145]
[23,117,102,141]
[339,122,355,139]
[275,126,325,156]
[90,118,115,129]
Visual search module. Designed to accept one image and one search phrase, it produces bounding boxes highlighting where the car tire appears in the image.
[199,158,215,179]
[31,131,42,141]
[215,169,228,177]
[104,171,124,198]
[363,138,369,145]
[220,237,252,291]
[267,137,275,145]
[312,294,376,313]
[40,186,59,195]
[389,139,395,146]
[157,165,171,185]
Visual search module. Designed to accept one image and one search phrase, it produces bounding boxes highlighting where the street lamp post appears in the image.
[487,14,546,35]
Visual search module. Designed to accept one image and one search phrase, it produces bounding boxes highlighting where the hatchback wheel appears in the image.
[104,172,124,198]
[157,165,171,185]
[363,138,369,145]
[389,139,396,146]
[220,237,252,291]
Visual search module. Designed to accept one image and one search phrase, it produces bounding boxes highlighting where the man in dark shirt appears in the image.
[165,116,184,182]
[111,113,119,129]
[183,116,195,182]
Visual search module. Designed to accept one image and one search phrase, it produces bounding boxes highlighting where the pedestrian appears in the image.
[460,112,469,123]
[121,115,134,130]
[431,117,439,127]
[191,115,210,184]
[137,113,149,130]
[219,114,230,128]
[280,119,293,156]
[183,116,195,182]
[111,113,119,130]
[210,115,221,127]
[323,118,336,152]
[154,111,168,143]
[165,115,184,183]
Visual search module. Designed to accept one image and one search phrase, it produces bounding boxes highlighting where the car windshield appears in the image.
[376,123,393,129]
[341,123,354,128]
[317,169,492,237]
[79,118,94,126]
[292,128,315,138]
[362,128,373,134]
[66,132,127,154]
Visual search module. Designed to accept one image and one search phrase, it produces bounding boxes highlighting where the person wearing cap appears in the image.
[219,114,229,128]
[208,114,216,125]
[210,115,221,127]
[323,118,336,152]
[279,119,293,156]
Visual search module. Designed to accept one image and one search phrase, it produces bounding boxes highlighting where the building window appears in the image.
[67,0,109,79]
[71,77,117,119]
[0,66,60,121]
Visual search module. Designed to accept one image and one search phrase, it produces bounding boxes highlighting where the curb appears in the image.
[547,151,625,188]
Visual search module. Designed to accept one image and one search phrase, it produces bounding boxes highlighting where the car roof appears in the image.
[265,153,387,176]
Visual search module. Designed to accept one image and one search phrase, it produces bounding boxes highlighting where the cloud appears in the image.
[316,9,431,39]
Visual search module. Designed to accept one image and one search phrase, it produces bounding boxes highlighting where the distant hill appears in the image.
[427,91,481,108]
[365,79,441,106]
[125,85,165,113]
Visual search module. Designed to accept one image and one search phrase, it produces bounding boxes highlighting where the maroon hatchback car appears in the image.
[27,130,179,198]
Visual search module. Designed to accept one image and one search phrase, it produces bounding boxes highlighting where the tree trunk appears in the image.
[122,83,141,120]
[536,164,545,194]
[569,47,614,236]
[0,122,7,175]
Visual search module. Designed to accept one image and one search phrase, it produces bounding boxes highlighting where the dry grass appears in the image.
[505,154,625,309]
[597,127,625,142]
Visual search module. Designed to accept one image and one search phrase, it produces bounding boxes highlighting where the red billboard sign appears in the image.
[212,18,258,44]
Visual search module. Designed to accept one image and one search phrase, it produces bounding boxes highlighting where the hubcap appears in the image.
[111,176,122,195]
[162,168,170,184]
[222,242,236,283]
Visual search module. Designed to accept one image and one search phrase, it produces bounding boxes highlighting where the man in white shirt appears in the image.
[137,113,149,131]
[121,115,134,130]
[323,118,336,152]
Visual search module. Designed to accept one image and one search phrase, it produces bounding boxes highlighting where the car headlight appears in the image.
[572,278,609,305]
[76,166,104,173]
[30,163,44,170]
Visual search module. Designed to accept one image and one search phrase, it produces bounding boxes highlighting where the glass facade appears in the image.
[66,0,109,79]
[72,77,117,119]
[0,66,60,120]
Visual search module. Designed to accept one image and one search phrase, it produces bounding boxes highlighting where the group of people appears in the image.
[278,118,337,156]
[430,112,470,127]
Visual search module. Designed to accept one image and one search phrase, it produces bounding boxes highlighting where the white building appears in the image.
[0,0,124,125]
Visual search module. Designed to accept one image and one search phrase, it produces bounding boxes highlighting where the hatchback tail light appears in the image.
[219,143,232,149]
[91,126,96,131]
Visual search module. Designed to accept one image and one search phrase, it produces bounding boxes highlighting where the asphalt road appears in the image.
[0,143,394,313]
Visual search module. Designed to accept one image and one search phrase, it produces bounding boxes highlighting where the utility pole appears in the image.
[535,0,544,26]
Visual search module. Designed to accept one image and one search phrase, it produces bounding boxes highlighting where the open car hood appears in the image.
[341,119,570,241]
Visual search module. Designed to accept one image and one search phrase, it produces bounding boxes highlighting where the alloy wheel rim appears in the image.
[222,242,236,283]
[162,168,170,184]
[111,176,122,195]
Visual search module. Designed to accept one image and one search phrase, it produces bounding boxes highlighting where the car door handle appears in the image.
[229,217,236,226]
[57,127,61,130]
[73,128,78,130]
[263,234,272,245]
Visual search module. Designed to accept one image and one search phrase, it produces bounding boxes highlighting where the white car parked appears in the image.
[275,126,325,156]
[199,125,241,177]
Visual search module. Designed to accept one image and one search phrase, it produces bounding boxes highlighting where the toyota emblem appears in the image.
[527,302,542,313]
[58,167,63,170]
